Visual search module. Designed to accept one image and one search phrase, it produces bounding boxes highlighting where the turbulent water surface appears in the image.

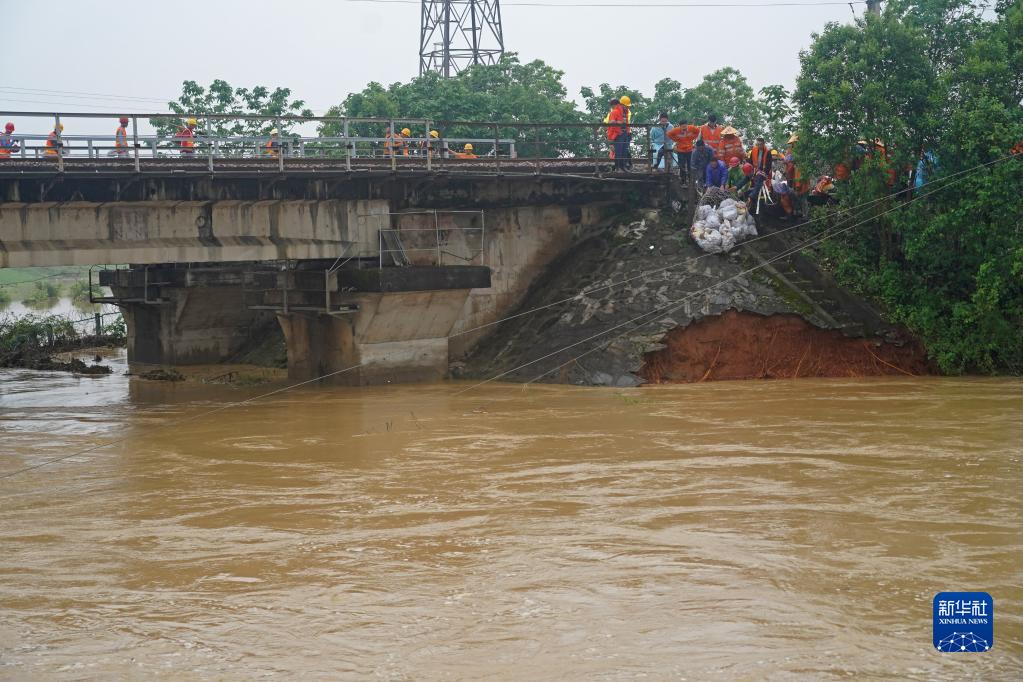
[1,350,1021,679]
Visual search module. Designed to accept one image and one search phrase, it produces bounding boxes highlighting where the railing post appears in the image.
[55,114,63,173]
[277,119,284,173]
[131,115,140,172]
[207,116,214,172]
[344,118,351,171]
[94,312,102,337]
[389,118,396,172]
[434,210,441,266]
[534,127,541,175]
[493,123,501,174]
[480,210,486,266]
[426,121,432,172]
[87,138,94,159]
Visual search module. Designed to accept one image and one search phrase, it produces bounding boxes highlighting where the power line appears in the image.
[0,86,172,103]
[0,270,89,289]
[343,0,863,6]
[1,153,1011,484]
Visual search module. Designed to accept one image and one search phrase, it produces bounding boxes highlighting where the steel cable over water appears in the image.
[0,154,1014,483]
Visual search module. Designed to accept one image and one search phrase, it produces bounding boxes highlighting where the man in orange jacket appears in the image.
[606,96,632,171]
[667,118,700,183]
[699,113,722,153]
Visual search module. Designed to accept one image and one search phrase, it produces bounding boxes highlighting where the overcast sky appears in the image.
[1,0,867,134]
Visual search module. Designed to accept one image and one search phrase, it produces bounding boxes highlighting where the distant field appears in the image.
[0,266,93,302]
[0,266,91,286]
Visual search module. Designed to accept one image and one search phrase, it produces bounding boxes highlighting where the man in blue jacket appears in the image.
[705,153,728,188]
[651,112,675,170]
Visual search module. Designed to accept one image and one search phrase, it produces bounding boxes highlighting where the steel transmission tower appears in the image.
[420,1,505,77]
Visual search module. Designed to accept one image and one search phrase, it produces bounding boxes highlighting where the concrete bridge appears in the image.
[1,114,668,383]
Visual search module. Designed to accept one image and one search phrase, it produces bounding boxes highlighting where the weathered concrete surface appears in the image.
[460,211,913,386]
[435,204,622,360]
[280,290,472,385]
[0,199,388,267]
[116,284,274,367]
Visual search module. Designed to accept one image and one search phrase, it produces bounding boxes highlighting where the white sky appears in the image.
[0,0,866,135]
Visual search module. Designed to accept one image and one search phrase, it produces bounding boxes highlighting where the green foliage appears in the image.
[0,313,78,364]
[796,1,1023,374]
[323,54,591,157]
[23,281,62,306]
[69,280,100,304]
[151,80,314,138]
[0,288,10,306]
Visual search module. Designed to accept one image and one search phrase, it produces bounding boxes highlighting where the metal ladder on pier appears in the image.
[380,229,411,267]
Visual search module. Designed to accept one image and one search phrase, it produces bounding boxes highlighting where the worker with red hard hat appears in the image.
[114,116,130,156]
[0,122,19,159]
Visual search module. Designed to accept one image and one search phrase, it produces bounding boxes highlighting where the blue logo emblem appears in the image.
[933,592,993,652]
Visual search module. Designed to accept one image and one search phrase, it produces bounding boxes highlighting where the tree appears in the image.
[758,84,796,148]
[793,2,1023,373]
[679,68,765,140]
[321,54,590,157]
[150,80,313,139]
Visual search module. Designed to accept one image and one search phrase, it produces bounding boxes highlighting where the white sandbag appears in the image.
[720,231,736,252]
[696,205,714,221]
[705,211,721,228]
[720,204,738,221]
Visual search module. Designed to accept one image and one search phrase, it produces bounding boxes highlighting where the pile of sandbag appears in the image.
[690,198,758,254]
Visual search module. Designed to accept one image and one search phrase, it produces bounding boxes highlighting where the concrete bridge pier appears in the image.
[106,266,275,367]
[278,288,476,385]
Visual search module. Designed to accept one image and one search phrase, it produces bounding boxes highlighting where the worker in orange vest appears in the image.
[175,118,197,155]
[699,114,723,153]
[606,96,632,170]
[0,122,19,159]
[453,143,478,159]
[384,127,409,157]
[114,117,129,156]
[666,118,699,183]
[44,122,64,156]
[718,125,745,163]
[265,128,281,158]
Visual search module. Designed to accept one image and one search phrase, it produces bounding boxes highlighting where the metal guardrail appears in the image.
[0,111,657,176]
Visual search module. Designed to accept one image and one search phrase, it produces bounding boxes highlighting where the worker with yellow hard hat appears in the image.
[384,125,409,157]
[175,117,197,156]
[454,142,477,159]
[44,121,64,157]
[265,127,281,158]
[418,129,440,157]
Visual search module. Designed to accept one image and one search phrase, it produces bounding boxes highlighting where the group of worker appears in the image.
[383,126,478,159]
[0,118,487,161]
[618,104,823,218]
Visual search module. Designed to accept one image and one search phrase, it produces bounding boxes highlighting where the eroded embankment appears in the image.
[640,310,931,383]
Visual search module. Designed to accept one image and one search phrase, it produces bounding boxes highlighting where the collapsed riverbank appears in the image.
[460,209,931,385]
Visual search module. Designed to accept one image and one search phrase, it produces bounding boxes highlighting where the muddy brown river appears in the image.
[1,350,1021,679]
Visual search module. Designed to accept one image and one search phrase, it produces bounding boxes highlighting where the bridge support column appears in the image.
[277,289,474,385]
[106,268,274,367]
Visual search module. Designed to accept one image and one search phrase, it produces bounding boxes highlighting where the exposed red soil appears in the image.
[639,310,931,384]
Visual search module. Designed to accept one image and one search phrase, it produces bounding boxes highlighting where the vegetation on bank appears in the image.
[0,313,125,372]
[23,281,62,307]
[795,0,1022,374]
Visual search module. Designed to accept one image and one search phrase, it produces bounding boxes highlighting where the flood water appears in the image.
[1,351,1021,679]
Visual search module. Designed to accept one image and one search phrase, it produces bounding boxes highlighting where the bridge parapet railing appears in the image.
[0,112,656,174]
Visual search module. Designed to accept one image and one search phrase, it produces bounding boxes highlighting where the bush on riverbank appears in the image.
[23,281,63,307]
[0,313,125,372]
